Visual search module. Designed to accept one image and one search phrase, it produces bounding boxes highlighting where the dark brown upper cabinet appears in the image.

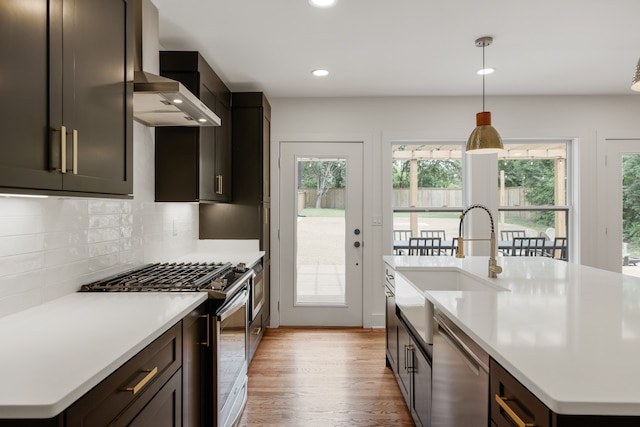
[155,51,232,203]
[0,0,133,197]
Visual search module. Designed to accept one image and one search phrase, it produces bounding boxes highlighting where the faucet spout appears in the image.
[456,204,503,278]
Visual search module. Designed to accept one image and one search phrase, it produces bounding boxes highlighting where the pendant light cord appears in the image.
[482,43,486,112]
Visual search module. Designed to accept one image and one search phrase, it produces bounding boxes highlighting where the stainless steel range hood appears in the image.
[133,0,221,127]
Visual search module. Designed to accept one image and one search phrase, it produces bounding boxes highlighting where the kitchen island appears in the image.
[385,255,640,423]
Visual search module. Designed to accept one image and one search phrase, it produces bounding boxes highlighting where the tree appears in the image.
[392,159,462,188]
[499,159,555,225]
[299,160,346,208]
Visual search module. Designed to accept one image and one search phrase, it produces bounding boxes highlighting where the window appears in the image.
[497,141,570,260]
[391,144,464,252]
[389,140,572,260]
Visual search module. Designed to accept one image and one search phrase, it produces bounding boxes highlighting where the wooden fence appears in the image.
[299,187,531,218]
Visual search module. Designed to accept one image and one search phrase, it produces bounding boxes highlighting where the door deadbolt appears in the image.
[354,228,360,235]
[354,241,361,248]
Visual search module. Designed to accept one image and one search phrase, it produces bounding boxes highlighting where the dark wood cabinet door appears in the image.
[199,85,217,201]
[60,0,132,196]
[0,0,62,191]
[396,319,412,404]
[0,0,132,196]
[182,304,207,427]
[214,96,232,202]
[385,289,398,371]
[113,369,182,427]
[411,344,431,427]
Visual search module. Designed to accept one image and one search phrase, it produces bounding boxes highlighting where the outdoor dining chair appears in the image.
[510,237,546,256]
[408,237,443,256]
[501,230,526,240]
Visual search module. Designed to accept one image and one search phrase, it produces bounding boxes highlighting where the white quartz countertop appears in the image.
[0,292,207,419]
[384,255,640,416]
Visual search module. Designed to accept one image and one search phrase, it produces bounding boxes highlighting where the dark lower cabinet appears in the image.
[395,315,431,427]
[491,358,640,427]
[182,304,207,427]
[384,285,398,370]
[1,306,208,427]
[112,369,182,427]
[65,322,182,426]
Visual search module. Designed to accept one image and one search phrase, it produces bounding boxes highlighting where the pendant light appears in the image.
[632,57,640,92]
[466,36,504,154]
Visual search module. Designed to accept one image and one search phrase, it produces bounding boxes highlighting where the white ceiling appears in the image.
[151,0,640,99]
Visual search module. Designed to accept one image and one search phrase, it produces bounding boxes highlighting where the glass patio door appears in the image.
[603,139,640,276]
[279,142,363,326]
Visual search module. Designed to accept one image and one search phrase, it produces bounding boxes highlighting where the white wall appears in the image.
[0,123,199,318]
[270,94,640,328]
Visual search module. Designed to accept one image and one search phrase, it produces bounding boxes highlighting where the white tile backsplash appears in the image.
[0,122,199,318]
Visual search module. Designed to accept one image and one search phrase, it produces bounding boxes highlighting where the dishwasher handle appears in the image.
[435,314,489,374]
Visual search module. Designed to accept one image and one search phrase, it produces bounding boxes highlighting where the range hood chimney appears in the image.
[133,0,221,127]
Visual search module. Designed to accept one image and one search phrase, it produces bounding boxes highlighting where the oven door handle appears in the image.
[218,289,249,322]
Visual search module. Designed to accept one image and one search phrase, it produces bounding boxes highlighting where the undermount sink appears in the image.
[397,269,507,293]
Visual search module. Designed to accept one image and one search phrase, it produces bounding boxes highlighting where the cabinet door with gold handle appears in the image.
[495,395,536,427]
[123,367,158,395]
[490,359,550,427]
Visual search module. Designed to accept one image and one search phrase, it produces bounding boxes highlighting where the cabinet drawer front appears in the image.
[490,358,550,427]
[66,323,182,426]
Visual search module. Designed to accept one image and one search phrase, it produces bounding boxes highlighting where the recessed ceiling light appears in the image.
[309,0,337,7]
[477,68,495,75]
[198,118,207,123]
[173,98,183,104]
[312,69,330,77]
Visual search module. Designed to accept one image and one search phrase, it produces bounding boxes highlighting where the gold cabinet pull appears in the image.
[60,125,67,174]
[252,327,262,335]
[495,395,536,427]
[72,129,78,174]
[124,367,158,395]
[215,175,223,194]
[199,314,210,347]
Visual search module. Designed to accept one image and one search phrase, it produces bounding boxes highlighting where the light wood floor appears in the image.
[237,327,414,427]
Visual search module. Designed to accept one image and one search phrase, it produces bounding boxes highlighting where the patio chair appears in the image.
[420,230,447,254]
[545,237,567,261]
[420,229,447,240]
[393,230,412,254]
[408,237,443,256]
[501,230,526,240]
[510,237,546,256]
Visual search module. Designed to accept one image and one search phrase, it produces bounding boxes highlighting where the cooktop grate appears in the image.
[80,262,233,292]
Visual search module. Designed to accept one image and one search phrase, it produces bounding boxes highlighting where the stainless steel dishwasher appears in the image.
[431,310,489,427]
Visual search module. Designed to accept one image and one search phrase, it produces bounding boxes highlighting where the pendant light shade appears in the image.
[632,58,640,92]
[466,111,503,153]
[466,37,504,154]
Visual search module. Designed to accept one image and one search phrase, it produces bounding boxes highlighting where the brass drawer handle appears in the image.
[495,395,536,427]
[252,327,262,335]
[124,367,158,395]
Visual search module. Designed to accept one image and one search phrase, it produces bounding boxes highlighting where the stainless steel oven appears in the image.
[250,262,264,321]
[214,285,249,427]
